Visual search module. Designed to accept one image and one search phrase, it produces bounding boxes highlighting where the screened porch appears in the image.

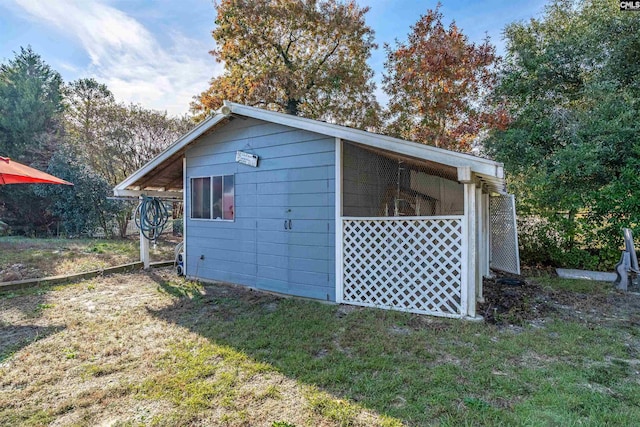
[335,141,519,319]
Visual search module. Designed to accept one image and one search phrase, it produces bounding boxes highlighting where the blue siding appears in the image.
[258,242,330,260]
[185,117,336,301]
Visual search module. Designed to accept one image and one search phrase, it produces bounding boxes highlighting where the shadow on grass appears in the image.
[0,284,58,319]
[146,279,498,426]
[147,277,640,426]
[0,324,65,362]
[147,270,203,300]
[0,284,66,363]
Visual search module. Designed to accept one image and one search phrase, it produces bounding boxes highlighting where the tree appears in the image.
[382,5,504,151]
[63,81,192,237]
[64,78,117,182]
[485,0,640,269]
[193,0,380,129]
[64,80,191,186]
[0,46,64,161]
[0,47,65,235]
[64,78,114,149]
[93,103,192,186]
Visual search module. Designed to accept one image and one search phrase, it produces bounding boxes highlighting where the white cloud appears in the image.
[12,0,223,115]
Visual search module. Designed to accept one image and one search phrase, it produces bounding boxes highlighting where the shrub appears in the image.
[34,145,122,237]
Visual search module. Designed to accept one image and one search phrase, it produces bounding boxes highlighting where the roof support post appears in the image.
[335,137,344,304]
[458,167,477,318]
[476,185,484,304]
[482,191,491,278]
[139,196,150,269]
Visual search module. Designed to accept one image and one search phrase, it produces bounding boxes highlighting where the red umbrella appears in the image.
[0,156,73,186]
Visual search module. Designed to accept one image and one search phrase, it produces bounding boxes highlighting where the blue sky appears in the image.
[0,0,546,116]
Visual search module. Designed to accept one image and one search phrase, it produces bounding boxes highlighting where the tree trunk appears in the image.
[567,209,577,251]
[285,98,300,116]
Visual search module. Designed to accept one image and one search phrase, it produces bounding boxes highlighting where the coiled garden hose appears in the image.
[134,196,169,243]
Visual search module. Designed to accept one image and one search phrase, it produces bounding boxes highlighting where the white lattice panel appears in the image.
[489,195,521,274]
[342,218,463,317]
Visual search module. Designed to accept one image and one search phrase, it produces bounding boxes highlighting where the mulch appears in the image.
[479,274,553,325]
[479,270,640,327]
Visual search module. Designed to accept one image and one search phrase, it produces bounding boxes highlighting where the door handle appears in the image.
[288,219,292,230]
[284,220,288,230]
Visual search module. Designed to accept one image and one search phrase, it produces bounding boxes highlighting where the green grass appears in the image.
[135,340,274,422]
[135,336,398,426]
[149,282,640,426]
[0,285,51,300]
[0,409,54,427]
[534,276,613,294]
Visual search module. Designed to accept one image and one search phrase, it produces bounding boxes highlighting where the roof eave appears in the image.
[113,108,230,194]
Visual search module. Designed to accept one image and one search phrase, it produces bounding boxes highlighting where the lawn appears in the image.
[0,235,177,282]
[1,266,639,426]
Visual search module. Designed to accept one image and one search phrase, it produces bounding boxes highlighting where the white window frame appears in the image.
[189,174,235,222]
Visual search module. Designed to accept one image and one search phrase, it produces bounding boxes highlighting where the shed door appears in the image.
[255,172,293,295]
[489,194,521,275]
[255,169,334,300]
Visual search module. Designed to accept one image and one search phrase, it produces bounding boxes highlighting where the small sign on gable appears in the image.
[236,151,259,167]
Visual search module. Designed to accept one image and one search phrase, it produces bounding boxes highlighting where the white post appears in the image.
[139,195,150,269]
[478,189,486,281]
[458,166,476,318]
[475,186,484,303]
[334,137,344,303]
[510,194,521,275]
[182,157,188,276]
[483,192,490,277]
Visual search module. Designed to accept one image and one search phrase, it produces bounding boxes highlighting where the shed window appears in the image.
[190,175,234,220]
[191,177,211,219]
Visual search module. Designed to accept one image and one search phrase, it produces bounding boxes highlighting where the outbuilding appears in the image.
[114,102,519,319]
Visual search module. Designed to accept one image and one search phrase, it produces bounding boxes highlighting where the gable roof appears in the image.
[113,101,506,199]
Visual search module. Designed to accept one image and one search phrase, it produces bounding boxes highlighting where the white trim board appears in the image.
[225,102,504,180]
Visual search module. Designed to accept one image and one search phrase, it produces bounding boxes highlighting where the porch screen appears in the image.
[489,194,521,275]
[341,142,465,318]
[342,142,463,217]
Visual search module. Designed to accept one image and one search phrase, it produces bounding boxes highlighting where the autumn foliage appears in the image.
[193,0,380,129]
[383,6,506,152]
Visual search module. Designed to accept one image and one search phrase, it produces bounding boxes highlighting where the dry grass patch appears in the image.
[0,269,400,426]
[0,236,177,281]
